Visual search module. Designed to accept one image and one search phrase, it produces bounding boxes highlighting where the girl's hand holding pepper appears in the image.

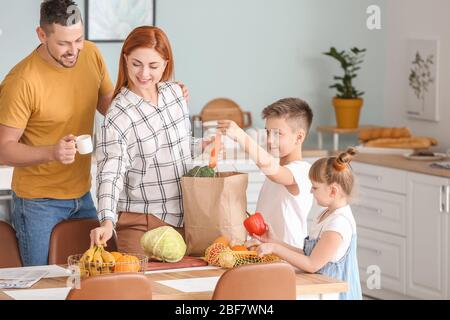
[252,222,279,244]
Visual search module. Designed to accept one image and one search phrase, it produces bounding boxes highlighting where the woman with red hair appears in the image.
[89,26,207,253]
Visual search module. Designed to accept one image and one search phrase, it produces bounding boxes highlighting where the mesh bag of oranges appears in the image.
[68,245,148,277]
[204,237,280,269]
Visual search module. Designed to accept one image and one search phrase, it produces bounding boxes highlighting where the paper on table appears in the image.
[0,269,48,280]
[0,265,71,279]
[156,276,220,293]
[0,270,48,289]
[3,287,71,300]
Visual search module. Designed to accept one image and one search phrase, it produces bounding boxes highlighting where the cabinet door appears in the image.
[352,162,407,195]
[0,167,13,190]
[353,187,407,236]
[406,173,449,299]
[358,227,406,294]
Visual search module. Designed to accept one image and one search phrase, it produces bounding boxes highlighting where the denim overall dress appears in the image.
[303,214,362,300]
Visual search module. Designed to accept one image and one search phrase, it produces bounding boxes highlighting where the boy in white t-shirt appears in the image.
[217,98,314,248]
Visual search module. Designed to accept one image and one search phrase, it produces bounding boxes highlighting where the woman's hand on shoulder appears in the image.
[175,81,190,103]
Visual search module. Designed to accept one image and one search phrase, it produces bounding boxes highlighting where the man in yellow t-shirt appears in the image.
[0,0,114,266]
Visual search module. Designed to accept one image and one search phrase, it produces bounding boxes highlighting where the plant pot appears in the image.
[332,97,363,129]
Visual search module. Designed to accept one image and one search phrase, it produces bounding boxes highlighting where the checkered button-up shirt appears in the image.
[96,82,192,227]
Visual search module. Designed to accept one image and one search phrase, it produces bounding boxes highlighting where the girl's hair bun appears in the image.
[333,147,357,172]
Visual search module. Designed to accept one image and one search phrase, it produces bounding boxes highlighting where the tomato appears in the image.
[243,212,266,236]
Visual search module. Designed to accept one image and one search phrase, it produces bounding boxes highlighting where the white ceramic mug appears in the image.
[76,135,93,155]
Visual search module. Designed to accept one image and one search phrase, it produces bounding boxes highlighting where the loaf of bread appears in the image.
[359,127,412,142]
[426,136,439,146]
[364,137,438,149]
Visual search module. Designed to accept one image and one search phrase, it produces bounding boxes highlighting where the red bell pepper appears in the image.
[243,212,267,236]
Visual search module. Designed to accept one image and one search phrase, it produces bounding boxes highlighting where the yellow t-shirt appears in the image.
[0,41,113,199]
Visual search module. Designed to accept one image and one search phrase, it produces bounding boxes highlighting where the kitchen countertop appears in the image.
[353,153,450,179]
[3,150,449,178]
[0,149,328,169]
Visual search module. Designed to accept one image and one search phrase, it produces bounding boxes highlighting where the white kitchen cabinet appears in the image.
[406,173,449,300]
[351,162,408,298]
[354,163,450,300]
[353,186,407,236]
[358,227,406,294]
[352,162,407,194]
[0,167,14,222]
[0,167,13,190]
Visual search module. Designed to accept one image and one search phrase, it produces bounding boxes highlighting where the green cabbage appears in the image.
[185,166,201,177]
[140,226,186,263]
[198,166,215,177]
[184,165,215,177]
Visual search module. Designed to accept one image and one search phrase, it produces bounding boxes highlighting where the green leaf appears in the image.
[323,46,366,98]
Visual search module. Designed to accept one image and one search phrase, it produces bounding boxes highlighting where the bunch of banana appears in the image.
[78,246,96,277]
[78,245,116,276]
[99,246,116,274]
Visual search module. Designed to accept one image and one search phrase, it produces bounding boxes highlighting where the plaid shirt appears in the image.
[96,82,193,227]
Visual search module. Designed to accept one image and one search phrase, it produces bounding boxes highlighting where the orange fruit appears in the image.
[114,255,141,272]
[231,245,247,251]
[213,236,230,247]
[110,251,123,261]
[205,243,228,266]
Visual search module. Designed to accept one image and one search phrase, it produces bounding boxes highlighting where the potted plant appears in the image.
[323,47,366,129]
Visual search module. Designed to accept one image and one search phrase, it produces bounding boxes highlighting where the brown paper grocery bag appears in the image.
[181,172,248,256]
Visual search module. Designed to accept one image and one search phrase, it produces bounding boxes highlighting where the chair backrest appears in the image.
[48,219,117,265]
[212,262,297,300]
[201,98,246,127]
[0,221,22,268]
[66,273,153,300]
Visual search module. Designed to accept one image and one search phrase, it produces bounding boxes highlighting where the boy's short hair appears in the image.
[262,98,313,134]
[40,0,82,33]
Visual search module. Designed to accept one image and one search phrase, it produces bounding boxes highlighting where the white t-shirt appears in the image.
[308,205,357,262]
[256,160,313,249]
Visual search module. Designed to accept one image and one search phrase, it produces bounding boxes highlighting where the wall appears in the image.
[0,0,387,150]
[384,0,450,152]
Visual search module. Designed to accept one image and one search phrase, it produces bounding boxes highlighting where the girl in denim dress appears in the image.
[248,147,362,300]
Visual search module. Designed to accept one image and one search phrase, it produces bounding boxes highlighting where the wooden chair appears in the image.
[192,98,252,129]
[212,262,297,300]
[48,219,117,265]
[66,273,153,300]
[0,221,22,268]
